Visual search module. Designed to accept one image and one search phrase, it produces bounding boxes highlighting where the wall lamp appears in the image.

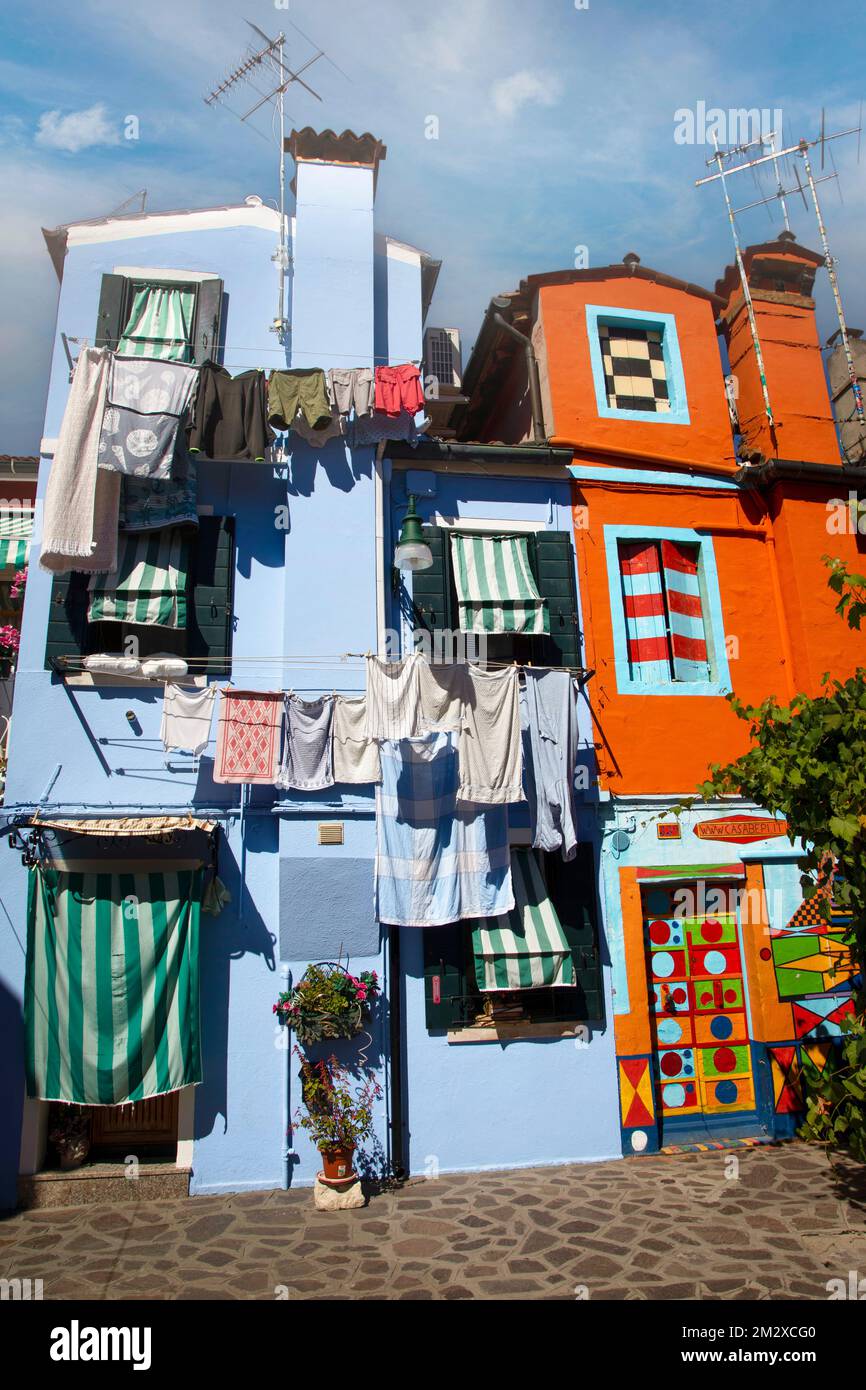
[394,494,433,572]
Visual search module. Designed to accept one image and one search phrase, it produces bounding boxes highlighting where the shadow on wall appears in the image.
[0,966,24,1213]
[287,438,374,500]
[194,816,277,1144]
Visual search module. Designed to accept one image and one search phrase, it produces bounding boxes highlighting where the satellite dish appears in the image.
[610,829,631,855]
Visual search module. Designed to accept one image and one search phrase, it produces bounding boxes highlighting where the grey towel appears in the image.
[276,694,335,790]
[40,346,120,574]
[521,668,579,860]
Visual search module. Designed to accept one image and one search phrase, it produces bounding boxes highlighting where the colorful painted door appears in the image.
[642,884,756,1127]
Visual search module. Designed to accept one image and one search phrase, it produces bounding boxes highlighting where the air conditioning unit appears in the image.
[423,327,462,390]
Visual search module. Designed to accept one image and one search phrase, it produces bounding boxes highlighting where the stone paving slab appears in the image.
[2,1141,865,1300]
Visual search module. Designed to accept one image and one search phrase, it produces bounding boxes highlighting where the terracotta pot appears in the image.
[320,1146,356,1182]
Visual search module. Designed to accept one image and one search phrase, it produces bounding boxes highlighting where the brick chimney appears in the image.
[716,232,841,464]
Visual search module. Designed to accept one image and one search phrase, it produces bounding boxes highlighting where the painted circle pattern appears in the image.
[703,950,727,975]
[652,951,676,978]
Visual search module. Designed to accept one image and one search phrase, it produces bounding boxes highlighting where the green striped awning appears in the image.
[24,867,203,1105]
[118,284,195,362]
[88,528,188,628]
[473,850,574,991]
[0,507,33,567]
[450,533,549,635]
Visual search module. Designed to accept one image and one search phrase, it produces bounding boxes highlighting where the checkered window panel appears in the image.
[599,324,670,414]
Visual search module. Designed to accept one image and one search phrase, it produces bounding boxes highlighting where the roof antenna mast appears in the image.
[696,108,865,437]
[204,20,326,343]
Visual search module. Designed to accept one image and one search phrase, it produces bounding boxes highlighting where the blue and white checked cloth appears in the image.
[375,732,514,928]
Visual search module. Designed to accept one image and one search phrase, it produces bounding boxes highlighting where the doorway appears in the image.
[642,881,757,1139]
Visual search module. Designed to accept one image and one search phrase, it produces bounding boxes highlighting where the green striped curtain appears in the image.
[473,850,574,991]
[118,284,195,362]
[24,867,203,1105]
[88,528,188,628]
[450,533,549,634]
[0,507,33,567]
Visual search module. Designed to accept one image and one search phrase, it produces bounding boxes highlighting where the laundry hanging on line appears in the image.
[276,692,335,791]
[213,690,284,784]
[375,731,515,928]
[267,369,332,433]
[40,345,121,575]
[161,683,217,757]
[98,355,199,479]
[189,362,273,462]
[521,667,580,861]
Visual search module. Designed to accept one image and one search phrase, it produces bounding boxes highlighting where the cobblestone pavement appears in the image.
[2,1141,866,1300]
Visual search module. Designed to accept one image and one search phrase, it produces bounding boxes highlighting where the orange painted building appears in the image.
[456,236,862,1152]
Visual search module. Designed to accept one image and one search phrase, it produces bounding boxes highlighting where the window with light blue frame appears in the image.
[604,524,731,697]
[586,305,690,425]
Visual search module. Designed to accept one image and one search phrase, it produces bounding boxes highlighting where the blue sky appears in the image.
[1,0,863,453]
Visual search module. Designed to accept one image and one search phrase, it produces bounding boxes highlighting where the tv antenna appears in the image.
[204,19,330,341]
[108,189,148,218]
[696,109,865,441]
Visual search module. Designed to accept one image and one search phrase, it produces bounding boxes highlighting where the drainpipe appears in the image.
[281,962,292,1189]
[374,440,389,657]
[491,312,546,445]
[388,924,406,1180]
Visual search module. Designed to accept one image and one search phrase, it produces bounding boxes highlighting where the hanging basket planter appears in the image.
[274,961,379,1048]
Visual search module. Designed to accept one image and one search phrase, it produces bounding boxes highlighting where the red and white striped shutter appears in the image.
[660,540,709,681]
[618,542,670,684]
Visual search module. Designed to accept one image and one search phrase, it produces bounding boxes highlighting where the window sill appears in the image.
[614,677,729,698]
[61,673,207,689]
[446,1019,588,1045]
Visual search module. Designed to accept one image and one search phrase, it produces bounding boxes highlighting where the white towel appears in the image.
[363,653,423,741]
[457,665,524,804]
[419,661,469,732]
[40,346,121,574]
[161,683,216,757]
[332,695,381,784]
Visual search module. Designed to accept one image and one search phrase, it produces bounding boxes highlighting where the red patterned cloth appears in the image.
[213,690,283,784]
[374,364,425,417]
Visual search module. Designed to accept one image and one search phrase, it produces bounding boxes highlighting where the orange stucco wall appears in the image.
[573,477,866,795]
[539,279,737,471]
[724,291,841,465]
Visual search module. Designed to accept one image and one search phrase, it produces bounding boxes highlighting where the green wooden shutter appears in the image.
[410,525,453,638]
[188,515,234,674]
[44,573,90,670]
[533,530,581,668]
[44,519,235,673]
[192,279,224,364]
[94,273,129,350]
[545,845,605,1021]
[423,924,471,1030]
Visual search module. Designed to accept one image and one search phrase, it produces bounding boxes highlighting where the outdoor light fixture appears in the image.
[394,494,433,572]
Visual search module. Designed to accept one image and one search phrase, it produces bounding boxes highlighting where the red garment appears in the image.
[374,364,425,417]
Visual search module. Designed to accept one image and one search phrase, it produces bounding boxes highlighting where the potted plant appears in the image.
[49,1104,91,1171]
[0,623,19,679]
[8,567,26,610]
[293,1048,381,1183]
[274,961,379,1046]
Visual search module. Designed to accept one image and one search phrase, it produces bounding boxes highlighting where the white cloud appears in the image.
[35,103,119,153]
[490,70,563,120]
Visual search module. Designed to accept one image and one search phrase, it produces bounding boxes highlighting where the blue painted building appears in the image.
[0,128,622,1209]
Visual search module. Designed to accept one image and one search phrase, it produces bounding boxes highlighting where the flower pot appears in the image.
[295,1006,363,1047]
[320,1146,356,1182]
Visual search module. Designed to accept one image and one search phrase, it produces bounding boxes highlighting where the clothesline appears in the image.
[63,336,422,369]
[53,654,590,674]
